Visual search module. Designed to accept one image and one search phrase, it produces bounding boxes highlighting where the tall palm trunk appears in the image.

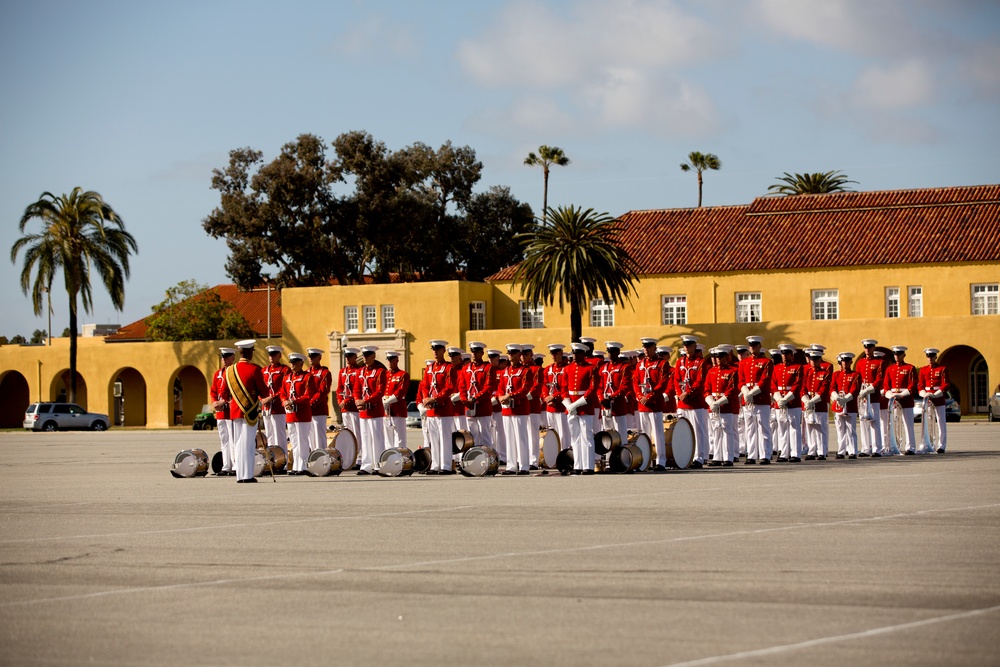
[569,297,583,343]
[542,168,550,223]
[68,291,78,403]
[697,172,703,208]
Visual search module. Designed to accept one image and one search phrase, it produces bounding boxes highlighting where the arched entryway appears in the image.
[109,368,147,426]
[970,355,989,414]
[168,366,208,426]
[50,370,88,408]
[938,345,987,415]
[0,371,30,428]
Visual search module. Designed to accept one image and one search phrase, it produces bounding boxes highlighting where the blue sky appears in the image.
[2,0,998,339]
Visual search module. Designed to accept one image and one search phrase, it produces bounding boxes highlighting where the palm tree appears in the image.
[512,205,640,343]
[523,145,570,223]
[11,188,138,402]
[767,171,858,195]
[679,151,721,207]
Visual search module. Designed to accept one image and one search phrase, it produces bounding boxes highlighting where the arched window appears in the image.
[971,356,989,413]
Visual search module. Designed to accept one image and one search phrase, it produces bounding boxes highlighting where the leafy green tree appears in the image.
[145,280,255,341]
[679,151,721,207]
[767,171,858,195]
[524,145,570,223]
[61,327,71,337]
[0,335,9,345]
[456,186,535,281]
[10,334,27,345]
[11,188,138,402]
[30,329,47,344]
[512,205,641,342]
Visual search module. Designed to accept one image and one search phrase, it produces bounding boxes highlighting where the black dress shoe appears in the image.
[516,470,529,476]
[581,470,596,475]
[777,457,789,463]
[790,457,801,463]
[357,470,371,476]
[937,448,945,454]
[570,469,582,475]
[426,470,439,475]
[501,470,516,476]
[904,450,915,455]
[872,453,882,458]
[836,454,845,459]
[745,459,756,465]
[758,458,770,465]
[848,454,857,459]
[689,461,703,469]
[722,461,733,467]
[816,455,826,460]
[858,452,870,457]
[244,478,257,483]
[653,464,666,471]
[805,455,816,461]
[529,465,539,471]
[708,460,721,467]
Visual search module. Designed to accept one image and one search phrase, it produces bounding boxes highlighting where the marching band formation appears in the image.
[192,336,951,483]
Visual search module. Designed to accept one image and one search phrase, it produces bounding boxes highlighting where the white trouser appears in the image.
[287,421,311,472]
[342,411,360,441]
[601,414,630,440]
[546,411,570,451]
[452,413,468,433]
[310,415,328,452]
[425,416,450,472]
[742,404,772,461]
[925,403,947,452]
[776,407,802,459]
[858,404,882,454]
[385,415,406,449]
[899,406,916,453]
[835,412,857,456]
[804,410,828,456]
[264,412,287,454]
[231,418,257,481]
[736,407,747,455]
[709,412,735,462]
[492,411,506,462]
[568,413,595,471]
[637,411,665,466]
[467,415,494,450]
[359,417,385,473]
[529,412,541,466]
[216,418,234,472]
[879,408,893,454]
[677,408,709,463]
[503,414,530,472]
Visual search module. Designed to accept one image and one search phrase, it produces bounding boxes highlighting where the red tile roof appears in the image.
[106,284,281,342]
[488,184,1000,280]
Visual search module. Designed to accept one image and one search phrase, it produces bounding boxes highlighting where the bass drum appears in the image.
[539,428,562,469]
[555,448,574,475]
[460,445,500,477]
[306,447,344,477]
[608,443,643,473]
[628,432,652,471]
[378,447,416,477]
[328,427,358,471]
[412,447,432,473]
[664,417,695,469]
[266,446,287,472]
[594,429,622,455]
[170,449,209,478]
[452,429,475,455]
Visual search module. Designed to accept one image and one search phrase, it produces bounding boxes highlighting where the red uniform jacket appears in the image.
[497,363,531,416]
[634,357,669,413]
[540,362,567,414]
[917,365,949,407]
[856,356,884,405]
[831,370,861,414]
[420,361,458,418]
[527,364,544,415]
[335,365,357,415]
[459,361,497,417]
[262,363,290,415]
[560,361,597,416]
[599,359,632,416]
[354,365,387,418]
[228,359,269,420]
[883,363,918,409]
[385,369,410,418]
[306,365,332,416]
[210,368,231,420]
[705,364,739,415]
[772,362,804,409]
[675,356,706,410]
[281,370,316,423]
[739,355,773,406]
[802,365,832,412]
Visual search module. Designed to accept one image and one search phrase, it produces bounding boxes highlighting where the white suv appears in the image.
[23,403,110,432]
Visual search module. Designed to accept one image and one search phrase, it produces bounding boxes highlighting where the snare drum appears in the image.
[664,417,695,469]
[266,446,287,472]
[608,443,643,473]
[460,445,500,477]
[211,450,224,475]
[306,447,344,477]
[378,447,416,477]
[539,428,562,469]
[170,449,209,478]
[555,448,574,475]
[452,429,475,454]
[327,427,358,471]
[253,449,267,477]
[412,447,432,473]
[594,429,622,455]
[628,432,652,471]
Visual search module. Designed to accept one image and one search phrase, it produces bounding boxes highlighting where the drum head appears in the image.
[452,429,474,455]
[330,429,358,471]
[460,446,499,477]
[630,433,652,471]
[413,447,432,472]
[555,449,574,475]
[267,446,287,471]
[379,449,404,477]
[306,448,343,477]
[594,429,622,455]
[665,417,695,469]
[253,450,266,477]
[170,450,198,478]
[211,451,223,475]
[540,429,560,469]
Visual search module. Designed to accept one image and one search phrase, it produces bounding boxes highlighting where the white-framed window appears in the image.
[972,283,999,315]
[469,301,486,330]
[907,286,922,318]
[736,292,762,323]
[519,301,544,329]
[590,298,615,327]
[886,287,900,318]
[812,289,838,320]
[362,305,377,332]
[661,295,687,325]
[344,306,358,333]
[381,304,395,331]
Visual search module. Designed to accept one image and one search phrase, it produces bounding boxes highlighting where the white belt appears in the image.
[569,391,587,396]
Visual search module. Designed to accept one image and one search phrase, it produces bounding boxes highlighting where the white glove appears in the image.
[779,392,793,407]
[417,403,427,416]
[829,391,840,403]
[918,390,929,399]
[772,392,782,404]
[808,396,821,408]
[896,388,910,399]
[383,395,398,406]
[568,397,588,412]
[705,397,717,410]
[740,386,752,401]
[451,393,462,404]
[561,398,573,413]
[526,392,533,401]
[716,395,729,406]
[859,385,873,398]
[880,389,887,397]
[843,393,853,403]
[748,386,761,398]
[491,397,499,406]
[933,389,944,399]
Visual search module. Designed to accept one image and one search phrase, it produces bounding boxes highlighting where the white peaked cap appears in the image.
[307,347,324,356]
[235,339,256,349]
[571,343,588,353]
[265,345,283,353]
[343,347,360,356]
[219,347,237,356]
[288,352,306,362]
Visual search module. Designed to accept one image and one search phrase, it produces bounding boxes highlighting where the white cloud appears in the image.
[851,60,935,109]
[329,14,417,59]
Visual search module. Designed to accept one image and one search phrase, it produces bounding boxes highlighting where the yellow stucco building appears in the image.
[1,184,997,427]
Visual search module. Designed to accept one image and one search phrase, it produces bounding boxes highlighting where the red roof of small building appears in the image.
[106,284,281,342]
[488,184,1000,280]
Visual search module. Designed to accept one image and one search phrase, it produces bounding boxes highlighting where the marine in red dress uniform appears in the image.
[211,348,236,475]
[228,340,271,483]
[917,347,949,453]
[830,352,861,458]
[560,343,598,473]
[281,353,316,474]
[882,346,918,454]
[262,346,290,454]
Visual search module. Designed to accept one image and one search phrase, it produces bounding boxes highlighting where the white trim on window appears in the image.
[469,301,486,331]
[589,298,615,327]
[812,289,838,320]
[381,304,395,331]
[661,295,687,325]
[972,283,999,315]
[886,287,900,319]
[907,286,922,318]
[344,306,359,333]
[736,292,762,323]
[362,305,377,332]
[519,301,544,329]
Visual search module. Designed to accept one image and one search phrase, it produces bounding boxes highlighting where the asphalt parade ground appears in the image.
[1,423,998,667]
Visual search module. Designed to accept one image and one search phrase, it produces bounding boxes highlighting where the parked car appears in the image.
[23,402,110,432]
[913,396,961,423]
[192,404,217,430]
[406,401,422,429]
[989,392,1000,422]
